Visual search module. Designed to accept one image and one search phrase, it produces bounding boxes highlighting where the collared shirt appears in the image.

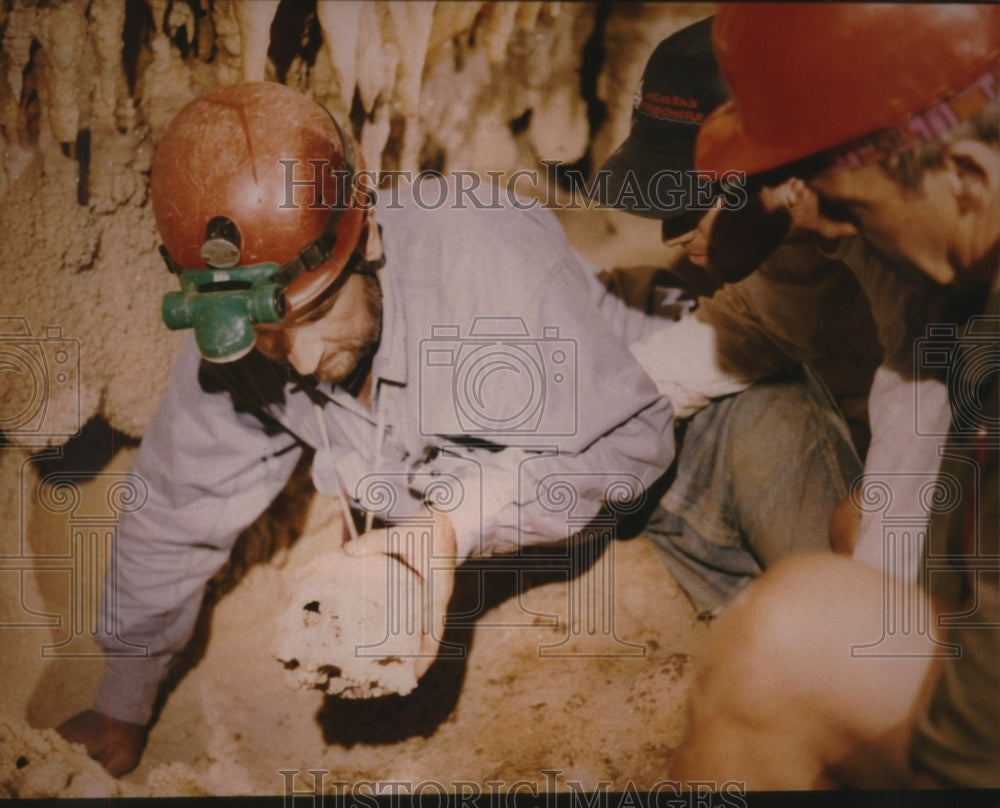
[95,183,675,724]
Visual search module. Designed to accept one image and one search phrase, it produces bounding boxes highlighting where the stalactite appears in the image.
[516,2,545,32]
[88,0,128,132]
[234,0,280,83]
[316,0,363,115]
[480,3,520,64]
[195,2,215,63]
[211,0,246,88]
[147,0,169,37]
[1,5,34,199]
[355,3,396,115]
[528,83,589,163]
[38,0,88,148]
[387,3,434,118]
[426,2,483,53]
[359,94,392,176]
[138,0,195,138]
[164,0,196,51]
[1,3,37,138]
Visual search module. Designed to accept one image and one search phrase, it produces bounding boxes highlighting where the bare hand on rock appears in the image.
[57,709,146,778]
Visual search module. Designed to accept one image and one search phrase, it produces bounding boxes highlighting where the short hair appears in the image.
[879,97,999,189]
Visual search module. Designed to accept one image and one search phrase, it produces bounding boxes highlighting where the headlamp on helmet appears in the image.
[161,263,287,362]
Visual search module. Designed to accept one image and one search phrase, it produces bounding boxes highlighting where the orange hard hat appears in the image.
[696,3,1000,176]
[151,81,370,319]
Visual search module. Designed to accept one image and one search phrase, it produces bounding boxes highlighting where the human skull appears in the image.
[271,547,425,699]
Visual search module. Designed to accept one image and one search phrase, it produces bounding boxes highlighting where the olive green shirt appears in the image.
[910,288,1000,787]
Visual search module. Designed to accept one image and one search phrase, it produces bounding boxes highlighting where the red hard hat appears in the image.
[696,3,1000,176]
[151,82,369,318]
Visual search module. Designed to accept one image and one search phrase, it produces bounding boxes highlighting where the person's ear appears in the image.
[943,139,1000,215]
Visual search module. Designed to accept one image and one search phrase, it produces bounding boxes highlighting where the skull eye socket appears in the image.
[304,601,320,612]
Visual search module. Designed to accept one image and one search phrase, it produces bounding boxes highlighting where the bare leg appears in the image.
[671,553,941,789]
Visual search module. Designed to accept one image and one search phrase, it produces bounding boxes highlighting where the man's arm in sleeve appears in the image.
[626,244,862,418]
[440,257,675,559]
[92,338,304,725]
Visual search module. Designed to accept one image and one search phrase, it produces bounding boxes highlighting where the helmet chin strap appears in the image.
[341,228,386,280]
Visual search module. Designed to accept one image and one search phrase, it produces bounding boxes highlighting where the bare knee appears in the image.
[680,554,937,787]
[694,554,837,707]
[676,555,848,786]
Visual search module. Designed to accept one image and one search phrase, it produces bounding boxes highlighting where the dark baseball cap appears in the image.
[594,17,730,220]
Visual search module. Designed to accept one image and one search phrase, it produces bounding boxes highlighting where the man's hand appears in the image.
[763,177,859,250]
[345,505,457,678]
[56,710,146,778]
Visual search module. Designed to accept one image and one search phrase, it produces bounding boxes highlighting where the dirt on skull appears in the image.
[272,547,426,699]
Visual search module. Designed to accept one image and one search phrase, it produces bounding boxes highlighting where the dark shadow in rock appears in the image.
[29,416,138,480]
[314,625,470,747]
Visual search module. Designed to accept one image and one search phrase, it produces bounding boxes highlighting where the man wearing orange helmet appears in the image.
[56,81,676,776]
[594,16,955,607]
[672,3,999,788]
